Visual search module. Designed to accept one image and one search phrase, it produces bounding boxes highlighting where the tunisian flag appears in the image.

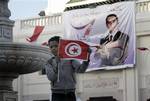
[26,26,44,42]
[58,39,89,60]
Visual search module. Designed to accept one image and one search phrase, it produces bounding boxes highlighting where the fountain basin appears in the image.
[0,42,51,74]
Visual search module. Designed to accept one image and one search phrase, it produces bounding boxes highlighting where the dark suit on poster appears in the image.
[99,31,129,66]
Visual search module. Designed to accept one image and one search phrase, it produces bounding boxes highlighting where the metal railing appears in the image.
[20,1,150,28]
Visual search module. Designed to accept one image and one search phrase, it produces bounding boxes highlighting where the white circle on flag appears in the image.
[65,42,81,57]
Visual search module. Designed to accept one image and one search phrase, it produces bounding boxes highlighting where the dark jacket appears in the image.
[44,57,89,93]
[100,31,129,66]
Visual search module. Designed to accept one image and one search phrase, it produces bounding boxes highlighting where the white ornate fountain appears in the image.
[0,0,51,101]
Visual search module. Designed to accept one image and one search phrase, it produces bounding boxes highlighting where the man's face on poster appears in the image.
[106,15,118,33]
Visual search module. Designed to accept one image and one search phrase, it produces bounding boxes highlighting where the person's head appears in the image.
[106,14,118,32]
[48,36,60,56]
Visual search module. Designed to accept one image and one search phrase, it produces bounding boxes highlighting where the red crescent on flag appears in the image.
[65,43,81,57]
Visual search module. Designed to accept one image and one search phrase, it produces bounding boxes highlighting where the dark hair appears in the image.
[48,36,60,45]
[106,14,118,25]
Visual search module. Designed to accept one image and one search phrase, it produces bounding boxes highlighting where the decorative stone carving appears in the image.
[0,43,51,74]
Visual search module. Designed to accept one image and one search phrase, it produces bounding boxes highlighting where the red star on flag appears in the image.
[72,47,78,54]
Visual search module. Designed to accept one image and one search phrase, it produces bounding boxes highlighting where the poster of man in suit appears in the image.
[63,1,135,71]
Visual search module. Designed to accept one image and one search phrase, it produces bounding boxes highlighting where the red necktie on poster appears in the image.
[26,26,44,42]
[58,39,89,60]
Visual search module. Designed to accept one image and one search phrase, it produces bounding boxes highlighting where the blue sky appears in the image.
[8,0,47,20]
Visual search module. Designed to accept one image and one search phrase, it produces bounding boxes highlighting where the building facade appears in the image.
[13,0,150,101]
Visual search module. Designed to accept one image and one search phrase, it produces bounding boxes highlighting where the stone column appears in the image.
[0,0,14,42]
[0,0,17,101]
[0,73,18,101]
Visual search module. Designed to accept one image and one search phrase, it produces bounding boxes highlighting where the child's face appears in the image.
[49,41,59,56]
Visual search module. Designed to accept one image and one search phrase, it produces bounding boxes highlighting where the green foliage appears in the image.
[67,0,86,4]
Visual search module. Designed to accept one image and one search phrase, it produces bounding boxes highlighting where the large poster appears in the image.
[63,1,135,71]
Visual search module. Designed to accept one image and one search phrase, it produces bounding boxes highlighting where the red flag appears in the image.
[58,39,89,60]
[26,26,44,42]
